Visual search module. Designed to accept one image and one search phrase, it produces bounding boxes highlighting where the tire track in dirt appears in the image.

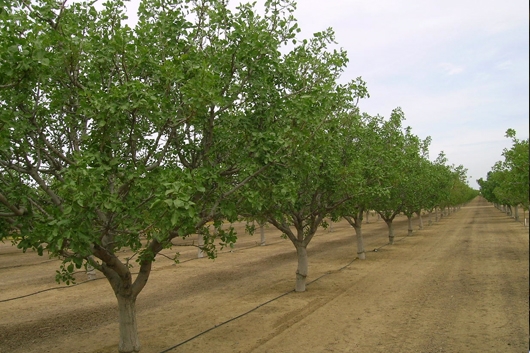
[243,198,529,353]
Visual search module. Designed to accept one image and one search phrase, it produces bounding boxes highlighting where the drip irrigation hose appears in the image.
[0,277,102,303]
[0,232,405,304]
[158,289,294,353]
[156,235,410,353]
[0,238,288,303]
[0,259,56,270]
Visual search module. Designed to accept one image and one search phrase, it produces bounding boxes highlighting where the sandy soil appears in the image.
[0,196,528,353]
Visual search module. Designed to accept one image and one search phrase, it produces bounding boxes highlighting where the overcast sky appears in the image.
[287,0,529,189]
[120,0,528,188]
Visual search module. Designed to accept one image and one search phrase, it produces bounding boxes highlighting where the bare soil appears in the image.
[0,197,528,353]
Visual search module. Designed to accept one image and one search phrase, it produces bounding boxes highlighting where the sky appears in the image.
[284,0,529,189]
[117,0,529,189]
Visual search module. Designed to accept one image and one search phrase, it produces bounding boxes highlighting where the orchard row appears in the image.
[0,1,476,352]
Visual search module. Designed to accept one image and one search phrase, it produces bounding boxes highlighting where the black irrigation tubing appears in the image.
[0,237,289,303]
[157,289,295,353]
[157,234,405,353]
[0,259,56,270]
[0,277,105,303]
[0,227,410,305]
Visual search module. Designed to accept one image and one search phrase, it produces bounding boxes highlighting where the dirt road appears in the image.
[0,197,528,353]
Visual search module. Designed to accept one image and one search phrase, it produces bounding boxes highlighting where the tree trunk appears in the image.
[407,215,413,236]
[260,224,265,246]
[418,211,424,229]
[117,294,140,353]
[353,225,365,260]
[86,263,97,280]
[386,220,395,244]
[365,210,370,223]
[295,245,308,292]
[514,205,519,221]
[197,232,204,258]
[435,208,439,222]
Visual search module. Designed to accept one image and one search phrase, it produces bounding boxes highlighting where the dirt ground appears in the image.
[0,196,528,353]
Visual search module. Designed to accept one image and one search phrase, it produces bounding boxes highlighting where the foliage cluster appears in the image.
[478,129,529,213]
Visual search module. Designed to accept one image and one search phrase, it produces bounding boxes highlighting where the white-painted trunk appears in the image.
[354,225,366,260]
[197,233,204,258]
[295,245,308,292]
[365,210,370,223]
[117,295,140,353]
[86,264,97,280]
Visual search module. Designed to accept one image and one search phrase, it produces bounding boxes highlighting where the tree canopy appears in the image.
[0,0,482,352]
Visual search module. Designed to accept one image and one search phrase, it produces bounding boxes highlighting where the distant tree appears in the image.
[368,108,418,244]
[331,113,389,259]
[400,136,431,235]
[479,129,529,220]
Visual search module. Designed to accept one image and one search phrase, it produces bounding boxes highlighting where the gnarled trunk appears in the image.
[353,225,366,260]
[117,294,140,353]
[295,244,308,292]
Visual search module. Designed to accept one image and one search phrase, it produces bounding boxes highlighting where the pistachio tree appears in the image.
[0,0,335,351]
[399,136,431,235]
[368,108,415,244]
[445,165,478,211]
[426,151,452,222]
[478,129,528,220]
[242,39,369,291]
[330,113,388,260]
